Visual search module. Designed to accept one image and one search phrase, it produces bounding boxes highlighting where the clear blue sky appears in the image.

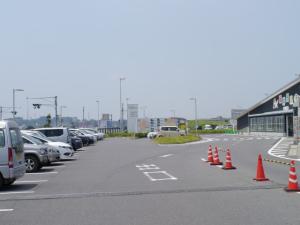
[0,0,299,120]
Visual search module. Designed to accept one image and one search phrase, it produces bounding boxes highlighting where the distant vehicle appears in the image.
[71,136,83,150]
[0,121,26,187]
[79,129,100,141]
[21,130,74,160]
[80,128,104,140]
[158,126,185,137]
[215,125,224,130]
[70,130,90,146]
[224,124,233,129]
[34,127,71,144]
[204,125,213,130]
[147,132,158,139]
[70,129,96,144]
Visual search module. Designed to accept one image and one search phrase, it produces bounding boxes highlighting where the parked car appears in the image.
[23,139,49,173]
[80,128,104,140]
[34,127,71,144]
[70,129,96,145]
[71,136,83,150]
[158,126,185,137]
[21,130,74,160]
[147,132,158,139]
[0,120,26,186]
[22,133,60,164]
[70,130,89,146]
[204,125,213,130]
[79,129,99,142]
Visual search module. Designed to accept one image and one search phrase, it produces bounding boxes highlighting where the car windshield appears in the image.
[23,134,43,145]
[30,135,50,144]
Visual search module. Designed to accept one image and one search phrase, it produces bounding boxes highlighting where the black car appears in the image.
[71,136,83,151]
[70,131,90,146]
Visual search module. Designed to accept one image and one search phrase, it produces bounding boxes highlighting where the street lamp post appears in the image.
[190,98,198,136]
[120,77,126,131]
[13,89,24,119]
[96,100,100,130]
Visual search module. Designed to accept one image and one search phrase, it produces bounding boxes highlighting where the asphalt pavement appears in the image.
[1,135,300,225]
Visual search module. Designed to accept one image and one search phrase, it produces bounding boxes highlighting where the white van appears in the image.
[0,121,26,186]
[34,127,71,144]
[158,126,185,137]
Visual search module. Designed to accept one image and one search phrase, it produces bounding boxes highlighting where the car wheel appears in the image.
[4,180,15,186]
[25,155,40,173]
[0,174,4,187]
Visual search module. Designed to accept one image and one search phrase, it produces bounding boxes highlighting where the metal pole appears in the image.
[96,100,100,129]
[0,106,2,120]
[13,89,15,119]
[195,98,198,136]
[82,107,85,127]
[55,96,58,126]
[26,97,29,120]
[120,79,122,131]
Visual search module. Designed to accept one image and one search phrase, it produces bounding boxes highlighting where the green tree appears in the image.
[44,113,52,128]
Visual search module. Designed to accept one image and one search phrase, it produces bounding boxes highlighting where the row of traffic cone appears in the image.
[206,145,236,170]
[208,145,300,193]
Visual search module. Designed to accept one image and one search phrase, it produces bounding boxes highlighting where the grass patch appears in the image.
[155,135,201,145]
[105,132,134,138]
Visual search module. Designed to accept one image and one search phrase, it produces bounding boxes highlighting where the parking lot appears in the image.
[1,136,300,225]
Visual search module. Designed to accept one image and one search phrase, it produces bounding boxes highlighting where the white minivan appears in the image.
[0,121,26,186]
[34,127,71,144]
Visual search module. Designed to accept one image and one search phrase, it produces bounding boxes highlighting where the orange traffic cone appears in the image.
[207,145,214,163]
[285,161,300,192]
[254,154,269,181]
[222,148,236,170]
[210,146,223,166]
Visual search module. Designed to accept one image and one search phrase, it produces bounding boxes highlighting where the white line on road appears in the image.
[160,154,173,158]
[25,171,58,175]
[0,209,14,212]
[201,158,208,162]
[144,171,178,181]
[15,180,48,184]
[0,191,35,195]
[43,165,66,168]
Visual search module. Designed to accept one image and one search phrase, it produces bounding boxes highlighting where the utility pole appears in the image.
[96,100,100,130]
[190,98,198,136]
[54,96,58,126]
[12,88,24,120]
[120,77,126,131]
[82,106,85,127]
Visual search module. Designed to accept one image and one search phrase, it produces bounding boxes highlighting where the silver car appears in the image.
[22,134,60,164]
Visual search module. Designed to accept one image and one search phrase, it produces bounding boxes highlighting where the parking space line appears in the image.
[0,191,35,195]
[0,209,14,212]
[15,180,48,184]
[201,158,207,162]
[160,154,173,158]
[43,165,66,168]
[143,171,178,181]
[25,171,58,175]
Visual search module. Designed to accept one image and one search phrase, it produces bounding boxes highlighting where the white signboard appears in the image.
[127,104,139,133]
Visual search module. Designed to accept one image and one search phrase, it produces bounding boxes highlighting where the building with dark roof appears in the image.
[237,77,300,137]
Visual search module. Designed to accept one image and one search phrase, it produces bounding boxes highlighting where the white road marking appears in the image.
[136,164,160,171]
[15,180,48,184]
[201,158,208,162]
[160,154,173,158]
[0,209,14,212]
[144,171,178,181]
[43,165,66,168]
[0,191,35,195]
[217,165,223,168]
[25,171,58,175]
